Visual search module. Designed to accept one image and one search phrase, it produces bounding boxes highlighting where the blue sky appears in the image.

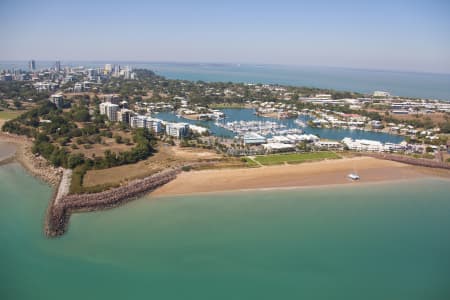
[1,0,449,73]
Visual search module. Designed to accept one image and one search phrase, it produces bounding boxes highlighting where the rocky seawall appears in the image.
[45,168,181,237]
[363,153,450,170]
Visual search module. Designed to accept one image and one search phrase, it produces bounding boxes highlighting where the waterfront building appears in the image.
[130,115,147,128]
[165,122,190,139]
[99,102,119,121]
[130,115,163,134]
[243,133,266,145]
[117,109,133,124]
[263,143,295,153]
[147,118,163,134]
[370,120,384,129]
[315,140,343,150]
[342,138,384,152]
[190,124,209,135]
[49,94,63,108]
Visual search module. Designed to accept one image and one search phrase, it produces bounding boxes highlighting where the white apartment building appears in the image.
[100,102,119,121]
[315,140,343,150]
[165,122,190,139]
[50,94,64,108]
[117,109,133,124]
[342,138,383,152]
[130,115,163,134]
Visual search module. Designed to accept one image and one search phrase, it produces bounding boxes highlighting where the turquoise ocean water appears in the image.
[1,61,450,100]
[1,162,450,299]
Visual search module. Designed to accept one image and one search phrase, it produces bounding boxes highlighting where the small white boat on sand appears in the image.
[348,173,360,180]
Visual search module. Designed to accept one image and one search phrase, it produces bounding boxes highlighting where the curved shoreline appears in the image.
[152,176,450,199]
[2,132,450,238]
[0,132,62,186]
[151,157,450,197]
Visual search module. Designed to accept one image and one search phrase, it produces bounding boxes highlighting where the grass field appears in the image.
[209,103,247,109]
[0,110,22,120]
[241,157,261,167]
[253,151,340,166]
[82,145,224,188]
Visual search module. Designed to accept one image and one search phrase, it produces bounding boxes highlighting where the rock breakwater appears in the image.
[45,168,180,237]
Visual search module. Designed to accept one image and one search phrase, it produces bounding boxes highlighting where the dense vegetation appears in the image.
[2,100,156,169]
[0,81,50,110]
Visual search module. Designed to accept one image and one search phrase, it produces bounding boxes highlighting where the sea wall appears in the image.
[45,168,181,237]
[363,153,450,170]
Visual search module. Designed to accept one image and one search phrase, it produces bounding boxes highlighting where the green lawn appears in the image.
[242,157,260,167]
[253,151,340,166]
[0,110,22,120]
[209,103,246,109]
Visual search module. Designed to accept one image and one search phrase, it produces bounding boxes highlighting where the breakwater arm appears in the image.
[45,168,181,237]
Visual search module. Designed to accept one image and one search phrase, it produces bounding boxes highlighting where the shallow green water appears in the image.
[1,162,450,299]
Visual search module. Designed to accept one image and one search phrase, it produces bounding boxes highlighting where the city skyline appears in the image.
[0,0,449,73]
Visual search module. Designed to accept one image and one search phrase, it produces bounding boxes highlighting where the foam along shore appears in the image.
[151,157,450,197]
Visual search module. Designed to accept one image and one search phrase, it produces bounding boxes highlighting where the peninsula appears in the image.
[1,62,450,237]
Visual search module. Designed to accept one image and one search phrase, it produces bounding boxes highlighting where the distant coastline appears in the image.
[1,61,449,100]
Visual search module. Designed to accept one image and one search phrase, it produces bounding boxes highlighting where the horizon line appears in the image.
[1,59,449,76]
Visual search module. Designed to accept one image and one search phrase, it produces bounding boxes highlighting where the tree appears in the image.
[13,100,22,109]
[114,134,123,144]
[73,109,90,122]
[67,153,85,169]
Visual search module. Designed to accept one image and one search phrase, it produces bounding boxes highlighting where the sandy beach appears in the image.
[0,141,17,163]
[151,157,450,197]
[0,132,62,185]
